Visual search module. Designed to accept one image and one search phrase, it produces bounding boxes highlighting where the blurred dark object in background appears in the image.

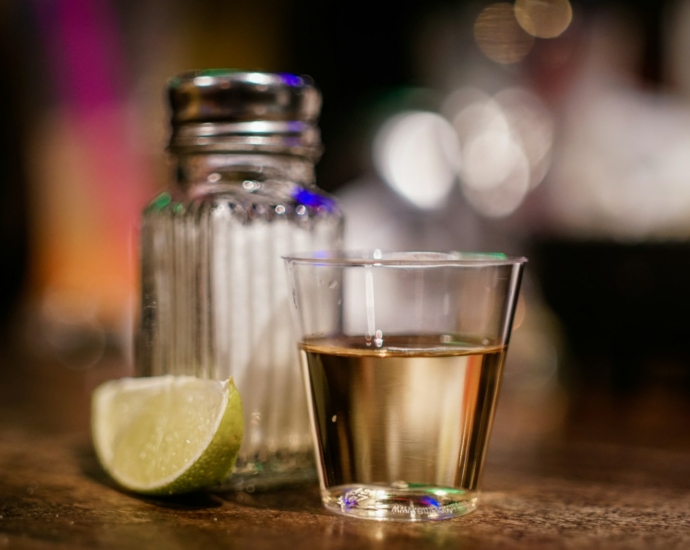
[0,5,29,346]
[532,240,690,394]
[1,0,688,406]
[290,0,426,191]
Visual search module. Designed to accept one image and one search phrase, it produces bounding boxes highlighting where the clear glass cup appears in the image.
[284,251,526,521]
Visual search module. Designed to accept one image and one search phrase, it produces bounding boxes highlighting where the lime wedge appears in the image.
[91,375,243,495]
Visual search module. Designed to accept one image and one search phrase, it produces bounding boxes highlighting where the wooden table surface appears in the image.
[2,347,690,549]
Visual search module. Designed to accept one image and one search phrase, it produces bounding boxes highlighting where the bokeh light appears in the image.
[514,0,573,39]
[494,88,554,189]
[474,3,534,64]
[459,103,527,192]
[550,88,690,238]
[445,87,554,217]
[373,111,460,210]
[462,158,530,217]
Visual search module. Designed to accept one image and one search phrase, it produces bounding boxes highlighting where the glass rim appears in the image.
[283,250,528,267]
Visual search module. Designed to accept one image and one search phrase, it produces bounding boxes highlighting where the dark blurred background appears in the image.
[2,0,690,447]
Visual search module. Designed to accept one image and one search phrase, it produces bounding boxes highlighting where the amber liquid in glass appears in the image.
[299,334,506,520]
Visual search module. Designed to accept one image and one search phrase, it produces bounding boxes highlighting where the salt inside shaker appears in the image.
[137,70,343,489]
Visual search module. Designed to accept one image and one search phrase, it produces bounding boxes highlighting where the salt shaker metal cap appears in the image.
[167,70,322,158]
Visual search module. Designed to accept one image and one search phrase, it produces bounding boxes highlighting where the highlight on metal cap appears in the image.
[166,69,323,158]
[168,69,321,125]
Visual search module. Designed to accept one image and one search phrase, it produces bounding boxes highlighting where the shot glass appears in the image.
[284,251,526,521]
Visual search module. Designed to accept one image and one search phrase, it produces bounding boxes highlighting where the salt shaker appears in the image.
[137,70,343,489]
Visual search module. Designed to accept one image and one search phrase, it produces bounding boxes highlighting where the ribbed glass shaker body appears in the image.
[136,71,343,490]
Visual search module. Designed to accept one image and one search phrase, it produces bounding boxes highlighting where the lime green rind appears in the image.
[92,376,244,496]
[119,380,243,495]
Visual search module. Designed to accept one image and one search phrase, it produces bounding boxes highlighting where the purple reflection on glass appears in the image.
[293,188,337,213]
[419,496,440,508]
[279,73,303,87]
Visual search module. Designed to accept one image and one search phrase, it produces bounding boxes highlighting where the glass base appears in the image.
[322,484,478,521]
[216,451,317,492]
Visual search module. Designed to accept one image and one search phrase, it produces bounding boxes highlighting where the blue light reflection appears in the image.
[293,188,337,212]
[279,73,303,87]
[419,496,440,508]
